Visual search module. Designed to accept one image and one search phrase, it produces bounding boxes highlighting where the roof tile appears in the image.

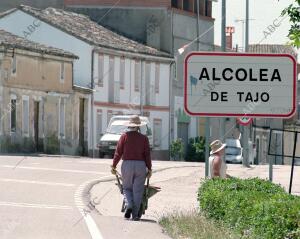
[18,5,171,58]
[0,29,78,58]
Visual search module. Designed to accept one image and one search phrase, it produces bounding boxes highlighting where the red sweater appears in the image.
[112,131,152,170]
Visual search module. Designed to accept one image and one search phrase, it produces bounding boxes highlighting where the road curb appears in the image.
[86,164,201,214]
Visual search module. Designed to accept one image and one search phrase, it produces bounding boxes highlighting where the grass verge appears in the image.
[159,211,241,239]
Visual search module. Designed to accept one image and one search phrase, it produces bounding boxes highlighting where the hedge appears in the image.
[198,178,300,239]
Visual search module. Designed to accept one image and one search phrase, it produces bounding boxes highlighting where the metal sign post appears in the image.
[289,132,297,194]
[269,129,299,194]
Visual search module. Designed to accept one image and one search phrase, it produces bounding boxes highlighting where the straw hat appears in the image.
[125,115,146,127]
[210,140,226,155]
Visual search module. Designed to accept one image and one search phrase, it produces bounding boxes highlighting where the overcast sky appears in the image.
[212,0,294,48]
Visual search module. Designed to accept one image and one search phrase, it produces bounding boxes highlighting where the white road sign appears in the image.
[184,52,297,118]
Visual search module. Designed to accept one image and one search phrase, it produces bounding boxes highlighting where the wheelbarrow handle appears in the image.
[115,172,123,194]
[146,177,150,188]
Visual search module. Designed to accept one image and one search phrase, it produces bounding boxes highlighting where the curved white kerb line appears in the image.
[74,176,112,239]
[81,211,104,239]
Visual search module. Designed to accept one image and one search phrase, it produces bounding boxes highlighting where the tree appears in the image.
[282,0,300,48]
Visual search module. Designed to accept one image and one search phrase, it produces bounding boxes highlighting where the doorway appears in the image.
[79,98,86,156]
[33,101,41,152]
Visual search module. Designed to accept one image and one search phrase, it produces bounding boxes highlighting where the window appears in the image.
[120,57,125,89]
[193,0,198,13]
[145,63,151,105]
[22,96,29,136]
[155,63,160,93]
[114,81,120,103]
[171,0,178,7]
[59,98,65,138]
[12,55,17,75]
[134,60,141,92]
[98,54,104,86]
[205,0,212,17]
[153,119,162,148]
[0,106,2,135]
[10,99,17,132]
[183,0,193,11]
[107,111,113,126]
[96,111,102,142]
[200,0,205,15]
[108,56,115,102]
[60,62,65,83]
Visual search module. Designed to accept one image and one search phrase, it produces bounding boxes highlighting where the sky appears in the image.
[212,0,294,49]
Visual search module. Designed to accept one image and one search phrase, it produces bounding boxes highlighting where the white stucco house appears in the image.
[0,5,174,158]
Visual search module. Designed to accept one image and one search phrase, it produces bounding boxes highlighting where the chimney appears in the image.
[226,26,235,50]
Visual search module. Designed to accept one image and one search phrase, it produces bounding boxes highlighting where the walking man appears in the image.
[111,115,152,220]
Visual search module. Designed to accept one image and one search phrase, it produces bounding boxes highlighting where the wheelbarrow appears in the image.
[115,171,161,217]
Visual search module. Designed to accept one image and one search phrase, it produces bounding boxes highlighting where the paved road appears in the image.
[0,155,114,239]
[1,155,299,239]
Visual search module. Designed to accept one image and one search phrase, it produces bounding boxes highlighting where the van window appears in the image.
[106,121,150,136]
[225,146,241,155]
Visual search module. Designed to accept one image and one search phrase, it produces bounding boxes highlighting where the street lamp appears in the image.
[235,18,255,51]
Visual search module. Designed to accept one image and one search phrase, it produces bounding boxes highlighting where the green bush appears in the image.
[198,178,300,239]
[185,136,206,162]
[170,138,184,161]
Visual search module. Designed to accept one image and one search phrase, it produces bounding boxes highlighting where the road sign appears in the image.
[237,117,253,126]
[184,52,297,118]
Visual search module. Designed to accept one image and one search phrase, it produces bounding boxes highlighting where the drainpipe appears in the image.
[196,0,200,51]
[169,59,175,160]
[140,59,144,115]
[91,49,95,158]
[169,8,175,160]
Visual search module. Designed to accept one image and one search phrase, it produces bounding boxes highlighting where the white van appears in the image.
[97,115,153,158]
[225,138,243,163]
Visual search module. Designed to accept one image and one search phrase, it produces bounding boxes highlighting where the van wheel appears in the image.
[99,151,105,158]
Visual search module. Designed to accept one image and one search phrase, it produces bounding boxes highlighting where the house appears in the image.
[65,0,215,153]
[0,5,174,158]
[0,29,91,155]
[249,44,298,165]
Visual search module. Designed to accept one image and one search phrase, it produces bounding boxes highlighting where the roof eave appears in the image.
[0,8,18,19]
[17,6,172,59]
[0,42,78,59]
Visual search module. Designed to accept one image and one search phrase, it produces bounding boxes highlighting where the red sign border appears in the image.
[184,52,297,118]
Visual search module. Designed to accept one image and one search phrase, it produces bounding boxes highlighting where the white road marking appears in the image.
[0,178,75,187]
[74,175,112,239]
[77,161,111,165]
[82,212,104,239]
[0,165,105,175]
[0,201,73,210]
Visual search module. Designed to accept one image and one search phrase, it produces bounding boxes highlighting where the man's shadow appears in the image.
[139,218,157,223]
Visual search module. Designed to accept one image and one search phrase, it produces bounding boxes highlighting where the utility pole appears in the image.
[140,60,144,115]
[242,0,250,167]
[198,0,210,177]
[245,0,249,52]
[219,0,226,141]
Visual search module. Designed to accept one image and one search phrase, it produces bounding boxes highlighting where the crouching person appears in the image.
[110,115,152,221]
